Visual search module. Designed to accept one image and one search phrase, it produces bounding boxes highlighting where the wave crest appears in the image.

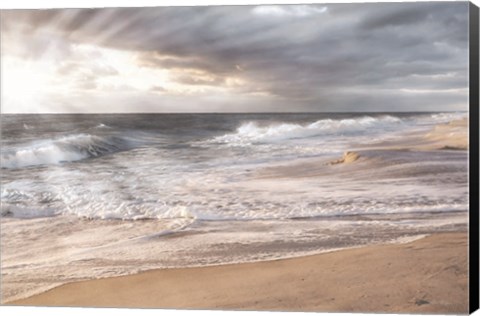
[1,134,131,169]
[211,115,402,145]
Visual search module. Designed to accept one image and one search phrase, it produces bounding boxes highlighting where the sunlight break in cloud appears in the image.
[0,3,469,113]
[251,5,328,17]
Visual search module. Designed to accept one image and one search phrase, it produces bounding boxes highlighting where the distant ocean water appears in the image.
[0,112,469,302]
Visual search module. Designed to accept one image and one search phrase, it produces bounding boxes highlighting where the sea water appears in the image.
[0,112,469,301]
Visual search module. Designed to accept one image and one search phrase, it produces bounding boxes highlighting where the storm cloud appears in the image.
[1,2,469,113]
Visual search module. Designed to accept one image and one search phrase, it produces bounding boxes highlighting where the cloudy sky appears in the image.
[0,2,470,113]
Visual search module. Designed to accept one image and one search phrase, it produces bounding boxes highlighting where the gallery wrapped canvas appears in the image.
[0,1,478,314]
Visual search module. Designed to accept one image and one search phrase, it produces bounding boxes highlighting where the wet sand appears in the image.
[10,232,468,314]
[358,117,469,152]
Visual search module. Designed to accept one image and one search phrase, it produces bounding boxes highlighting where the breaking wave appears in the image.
[1,133,132,169]
[211,115,403,145]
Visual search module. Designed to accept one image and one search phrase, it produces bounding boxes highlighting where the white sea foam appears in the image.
[211,115,403,146]
[95,123,111,129]
[410,112,468,125]
[427,112,467,123]
[1,133,130,169]
[0,174,468,221]
[1,211,467,302]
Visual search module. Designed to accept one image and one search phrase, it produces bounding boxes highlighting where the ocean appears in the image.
[0,112,469,302]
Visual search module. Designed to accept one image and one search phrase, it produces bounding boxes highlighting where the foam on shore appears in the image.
[9,232,468,314]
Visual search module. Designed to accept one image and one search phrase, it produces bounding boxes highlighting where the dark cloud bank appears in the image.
[2,2,470,112]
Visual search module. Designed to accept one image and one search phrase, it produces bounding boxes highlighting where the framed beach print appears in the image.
[1,0,479,315]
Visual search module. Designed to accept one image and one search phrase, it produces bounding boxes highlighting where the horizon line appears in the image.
[0,110,468,115]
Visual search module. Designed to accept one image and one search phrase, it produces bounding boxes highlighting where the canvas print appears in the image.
[0,1,477,314]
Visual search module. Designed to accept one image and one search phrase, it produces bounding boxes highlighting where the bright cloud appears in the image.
[251,5,328,17]
[0,3,469,113]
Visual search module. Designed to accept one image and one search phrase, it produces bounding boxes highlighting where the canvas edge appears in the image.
[469,1,480,314]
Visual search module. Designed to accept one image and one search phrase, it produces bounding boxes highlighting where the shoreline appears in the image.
[9,231,468,314]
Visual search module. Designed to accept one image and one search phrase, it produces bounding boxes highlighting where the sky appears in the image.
[0,2,470,113]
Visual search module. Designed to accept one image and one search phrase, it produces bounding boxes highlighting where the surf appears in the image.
[210,115,403,146]
[1,133,132,169]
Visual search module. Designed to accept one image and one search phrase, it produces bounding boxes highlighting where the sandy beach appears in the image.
[10,232,468,314]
